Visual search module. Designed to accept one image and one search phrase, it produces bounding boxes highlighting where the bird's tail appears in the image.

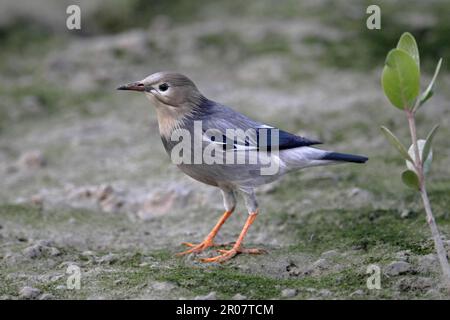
[280,147,368,171]
[320,152,368,164]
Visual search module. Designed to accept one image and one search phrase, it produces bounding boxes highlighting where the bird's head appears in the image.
[118,71,207,138]
[117,71,204,110]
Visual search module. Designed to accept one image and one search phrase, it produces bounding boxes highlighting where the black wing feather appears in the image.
[256,128,321,151]
[209,128,321,151]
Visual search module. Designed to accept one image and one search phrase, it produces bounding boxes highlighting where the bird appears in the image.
[117,71,368,263]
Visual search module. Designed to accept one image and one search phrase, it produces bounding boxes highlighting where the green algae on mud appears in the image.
[1,203,448,299]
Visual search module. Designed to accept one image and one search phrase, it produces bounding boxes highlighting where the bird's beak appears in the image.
[117,81,145,92]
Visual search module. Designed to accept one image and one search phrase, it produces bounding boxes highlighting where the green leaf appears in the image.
[382,49,420,109]
[402,170,420,190]
[422,124,439,166]
[380,126,414,163]
[397,32,420,67]
[417,58,442,110]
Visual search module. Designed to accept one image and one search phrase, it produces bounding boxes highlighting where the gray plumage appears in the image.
[118,71,368,262]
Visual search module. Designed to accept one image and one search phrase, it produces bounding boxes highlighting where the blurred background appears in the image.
[1,0,450,300]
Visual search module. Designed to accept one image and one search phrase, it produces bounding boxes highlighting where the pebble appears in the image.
[312,258,329,270]
[400,209,412,219]
[19,286,41,299]
[97,253,118,265]
[321,250,338,258]
[194,291,217,300]
[23,244,44,259]
[384,261,411,276]
[151,281,176,291]
[22,241,60,259]
[17,150,46,169]
[350,289,364,297]
[49,247,61,257]
[232,293,247,300]
[81,250,96,257]
[281,288,298,298]
[318,289,332,297]
[39,293,54,300]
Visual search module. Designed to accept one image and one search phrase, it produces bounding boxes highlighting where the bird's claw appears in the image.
[176,240,236,255]
[176,240,215,255]
[201,247,266,263]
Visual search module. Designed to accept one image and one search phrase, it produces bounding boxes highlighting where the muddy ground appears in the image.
[1,0,450,299]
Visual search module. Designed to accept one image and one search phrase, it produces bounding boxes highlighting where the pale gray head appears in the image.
[117,71,204,109]
[118,72,206,138]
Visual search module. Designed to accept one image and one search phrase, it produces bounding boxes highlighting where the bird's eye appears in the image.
[158,83,169,92]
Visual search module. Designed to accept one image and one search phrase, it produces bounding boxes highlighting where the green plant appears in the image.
[381,32,450,292]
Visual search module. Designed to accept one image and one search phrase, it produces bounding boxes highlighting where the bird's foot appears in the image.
[176,240,234,256]
[200,246,267,263]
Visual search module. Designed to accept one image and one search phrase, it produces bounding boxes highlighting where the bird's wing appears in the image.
[199,103,322,152]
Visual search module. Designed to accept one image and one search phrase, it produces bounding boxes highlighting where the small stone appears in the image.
[312,258,329,270]
[49,247,61,257]
[384,261,411,276]
[30,195,44,208]
[350,289,364,297]
[400,209,412,219]
[19,286,41,299]
[23,242,60,259]
[81,250,96,257]
[194,291,217,300]
[97,253,118,265]
[99,195,124,214]
[23,244,44,259]
[17,150,46,169]
[55,285,66,290]
[281,288,298,298]
[139,262,149,267]
[318,289,332,297]
[232,293,247,300]
[151,281,176,291]
[95,185,115,202]
[39,293,54,300]
[321,250,338,258]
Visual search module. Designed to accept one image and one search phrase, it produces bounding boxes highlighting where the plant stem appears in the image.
[406,109,450,293]
[420,183,450,292]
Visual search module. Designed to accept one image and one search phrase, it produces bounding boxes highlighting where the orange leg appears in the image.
[201,211,266,263]
[176,210,233,256]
